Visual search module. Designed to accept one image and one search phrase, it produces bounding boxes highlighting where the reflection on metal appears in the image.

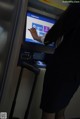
[0,1,16,101]
[0,26,8,55]
[0,1,14,21]
[28,0,68,17]
[0,0,28,117]
[28,7,58,19]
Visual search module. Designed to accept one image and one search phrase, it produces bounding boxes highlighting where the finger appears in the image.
[28,29,32,32]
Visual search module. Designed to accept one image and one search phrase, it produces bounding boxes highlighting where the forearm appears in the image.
[33,36,42,43]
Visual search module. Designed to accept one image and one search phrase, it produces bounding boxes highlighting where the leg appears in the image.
[55,108,66,119]
[41,111,55,119]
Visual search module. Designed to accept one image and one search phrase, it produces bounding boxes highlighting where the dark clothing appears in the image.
[40,4,80,113]
[44,3,80,44]
[40,67,80,113]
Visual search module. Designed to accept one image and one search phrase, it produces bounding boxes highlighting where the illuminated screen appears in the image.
[25,11,56,44]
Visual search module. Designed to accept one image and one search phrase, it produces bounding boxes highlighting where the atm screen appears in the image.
[23,11,56,54]
[25,11,56,44]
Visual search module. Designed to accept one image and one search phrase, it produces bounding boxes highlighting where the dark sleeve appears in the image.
[44,4,80,44]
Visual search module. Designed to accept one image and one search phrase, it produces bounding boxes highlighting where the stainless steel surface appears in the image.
[28,0,69,17]
[0,0,28,117]
[0,1,15,99]
[0,1,14,21]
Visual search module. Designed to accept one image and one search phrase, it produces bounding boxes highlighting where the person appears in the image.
[29,3,80,119]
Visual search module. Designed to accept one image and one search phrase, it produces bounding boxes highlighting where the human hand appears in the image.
[28,28,42,42]
[28,28,39,40]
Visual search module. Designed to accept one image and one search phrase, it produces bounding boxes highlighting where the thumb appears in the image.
[28,29,32,33]
[28,29,30,31]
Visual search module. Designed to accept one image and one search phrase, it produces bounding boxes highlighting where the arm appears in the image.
[28,27,63,48]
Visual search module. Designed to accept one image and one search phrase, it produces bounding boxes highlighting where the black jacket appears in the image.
[44,4,80,66]
[44,3,80,44]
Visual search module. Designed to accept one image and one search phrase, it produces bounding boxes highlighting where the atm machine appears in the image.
[10,1,63,119]
[14,1,80,119]
[0,0,80,119]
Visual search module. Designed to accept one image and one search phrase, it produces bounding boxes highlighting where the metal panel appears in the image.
[0,1,14,99]
[28,0,69,16]
[39,0,68,10]
[0,0,28,118]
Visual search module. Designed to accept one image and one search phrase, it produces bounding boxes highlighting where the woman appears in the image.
[29,3,80,119]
